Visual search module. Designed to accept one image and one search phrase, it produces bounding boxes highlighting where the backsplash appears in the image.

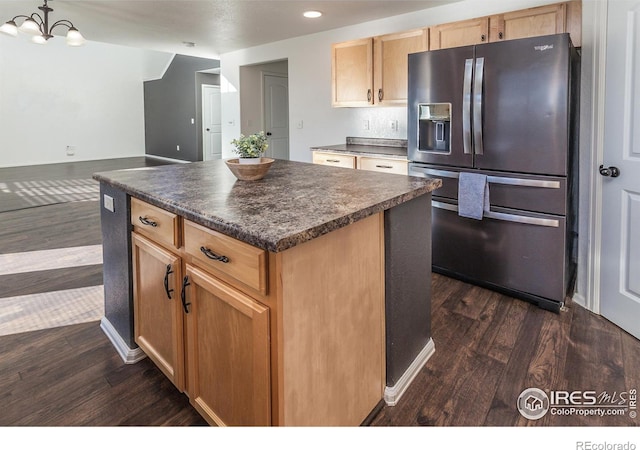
[346,107,408,140]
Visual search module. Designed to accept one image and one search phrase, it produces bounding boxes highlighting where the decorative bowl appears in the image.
[225,158,275,181]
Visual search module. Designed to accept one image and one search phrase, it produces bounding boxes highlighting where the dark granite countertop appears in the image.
[311,136,408,160]
[93,159,441,253]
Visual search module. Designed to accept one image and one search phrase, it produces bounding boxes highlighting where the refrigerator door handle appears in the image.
[432,201,560,228]
[411,168,561,189]
[473,57,485,156]
[463,59,474,155]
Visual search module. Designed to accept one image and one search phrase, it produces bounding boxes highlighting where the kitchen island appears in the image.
[94,159,441,426]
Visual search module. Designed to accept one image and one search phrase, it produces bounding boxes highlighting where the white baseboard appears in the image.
[145,154,191,164]
[100,317,146,364]
[384,338,435,406]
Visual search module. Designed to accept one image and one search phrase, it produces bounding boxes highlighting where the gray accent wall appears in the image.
[99,183,135,348]
[384,193,432,387]
[144,54,219,162]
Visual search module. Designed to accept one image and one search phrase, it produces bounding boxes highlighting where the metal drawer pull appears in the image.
[411,168,560,189]
[432,201,560,228]
[139,216,158,227]
[200,246,230,263]
[163,264,174,300]
[375,165,394,169]
[180,276,191,314]
[326,159,341,163]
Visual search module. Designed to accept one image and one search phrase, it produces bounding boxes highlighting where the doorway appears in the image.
[263,74,289,160]
[597,0,640,340]
[202,85,222,161]
[239,60,289,160]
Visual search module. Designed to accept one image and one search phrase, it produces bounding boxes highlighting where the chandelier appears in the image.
[0,0,85,46]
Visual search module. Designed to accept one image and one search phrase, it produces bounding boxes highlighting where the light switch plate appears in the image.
[103,194,115,212]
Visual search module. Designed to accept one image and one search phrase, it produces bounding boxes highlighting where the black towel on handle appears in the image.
[458,172,489,220]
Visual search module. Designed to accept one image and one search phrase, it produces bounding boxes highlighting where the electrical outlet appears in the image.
[191,118,195,124]
[296,120,304,129]
[363,120,370,131]
[66,145,75,156]
[177,145,180,151]
[389,120,398,132]
[103,194,114,212]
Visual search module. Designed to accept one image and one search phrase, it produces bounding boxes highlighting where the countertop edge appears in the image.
[94,173,441,253]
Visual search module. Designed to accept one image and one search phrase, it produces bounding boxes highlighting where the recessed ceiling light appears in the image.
[303,10,322,19]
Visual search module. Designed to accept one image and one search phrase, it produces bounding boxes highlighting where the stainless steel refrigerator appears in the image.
[407,33,579,312]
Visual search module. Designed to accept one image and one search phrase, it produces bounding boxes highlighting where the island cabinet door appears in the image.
[183,263,271,426]
[132,232,185,392]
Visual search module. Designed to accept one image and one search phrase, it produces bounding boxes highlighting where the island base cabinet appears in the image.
[132,232,185,392]
[184,264,271,426]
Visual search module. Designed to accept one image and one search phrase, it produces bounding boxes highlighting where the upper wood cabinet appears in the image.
[331,38,373,107]
[429,17,490,50]
[332,28,428,107]
[429,1,582,50]
[374,29,428,105]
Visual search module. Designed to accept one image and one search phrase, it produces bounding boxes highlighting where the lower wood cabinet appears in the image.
[132,232,185,392]
[130,199,385,426]
[313,150,408,175]
[184,264,270,426]
[312,151,356,169]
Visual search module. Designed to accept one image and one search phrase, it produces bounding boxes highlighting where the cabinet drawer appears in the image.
[358,157,408,175]
[184,220,267,294]
[131,198,180,249]
[312,152,356,169]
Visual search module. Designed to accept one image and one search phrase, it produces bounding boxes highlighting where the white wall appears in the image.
[0,36,172,167]
[220,0,569,162]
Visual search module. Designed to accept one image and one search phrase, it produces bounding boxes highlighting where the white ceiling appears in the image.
[0,0,459,58]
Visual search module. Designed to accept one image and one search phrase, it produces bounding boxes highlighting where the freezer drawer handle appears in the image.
[432,201,560,228]
[473,57,485,156]
[462,59,473,155]
[410,168,560,189]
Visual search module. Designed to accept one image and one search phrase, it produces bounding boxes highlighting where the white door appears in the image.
[203,85,222,160]
[263,74,289,160]
[599,0,640,339]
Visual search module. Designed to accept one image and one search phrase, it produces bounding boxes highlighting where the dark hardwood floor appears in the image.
[0,274,637,427]
[0,157,638,428]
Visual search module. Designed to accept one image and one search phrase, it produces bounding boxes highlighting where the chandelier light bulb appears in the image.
[66,27,85,46]
[31,34,47,44]
[0,20,18,37]
[20,17,42,35]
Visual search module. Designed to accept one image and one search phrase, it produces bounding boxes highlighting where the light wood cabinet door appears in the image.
[184,264,271,426]
[429,17,489,50]
[374,29,428,105]
[491,3,567,43]
[331,38,373,107]
[132,232,185,391]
